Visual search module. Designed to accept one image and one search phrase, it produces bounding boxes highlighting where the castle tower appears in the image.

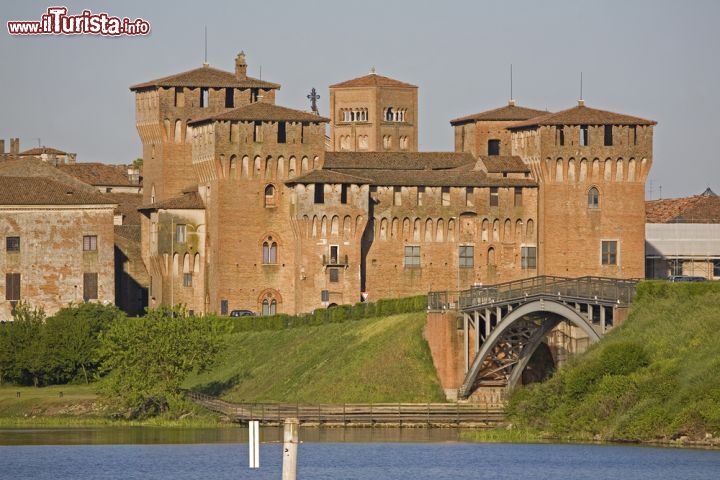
[130,52,281,313]
[510,100,656,279]
[129,52,281,207]
[188,103,329,315]
[329,70,418,152]
[450,101,548,157]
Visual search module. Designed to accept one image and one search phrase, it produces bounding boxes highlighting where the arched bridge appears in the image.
[427,276,637,400]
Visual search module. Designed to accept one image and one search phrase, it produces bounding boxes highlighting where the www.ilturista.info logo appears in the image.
[7,7,150,36]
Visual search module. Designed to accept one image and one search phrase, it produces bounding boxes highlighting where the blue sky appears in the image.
[2,0,718,198]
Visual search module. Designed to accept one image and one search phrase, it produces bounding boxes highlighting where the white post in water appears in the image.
[248,420,260,469]
[281,418,299,480]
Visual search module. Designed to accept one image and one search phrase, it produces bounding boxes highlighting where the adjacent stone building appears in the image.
[0,175,116,319]
[130,52,655,315]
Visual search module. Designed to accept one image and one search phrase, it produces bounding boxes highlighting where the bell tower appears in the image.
[329,70,418,152]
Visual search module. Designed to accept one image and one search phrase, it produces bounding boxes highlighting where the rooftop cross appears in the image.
[307,87,320,114]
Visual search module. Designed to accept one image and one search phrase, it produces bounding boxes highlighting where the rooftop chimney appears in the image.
[235,51,247,80]
[10,138,19,155]
[0,139,4,155]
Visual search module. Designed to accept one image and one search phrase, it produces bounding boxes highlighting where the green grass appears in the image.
[507,281,720,442]
[186,311,446,404]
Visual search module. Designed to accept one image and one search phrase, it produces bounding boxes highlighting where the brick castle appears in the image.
[130,51,655,316]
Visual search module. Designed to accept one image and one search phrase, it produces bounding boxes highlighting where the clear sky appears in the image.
[2,0,718,199]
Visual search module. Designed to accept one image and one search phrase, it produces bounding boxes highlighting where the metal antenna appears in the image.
[204,26,207,64]
[510,64,513,102]
[580,71,583,101]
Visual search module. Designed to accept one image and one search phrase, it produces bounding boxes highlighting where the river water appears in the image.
[1,427,719,480]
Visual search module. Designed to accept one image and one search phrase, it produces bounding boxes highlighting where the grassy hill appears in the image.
[507,281,720,442]
[185,311,446,404]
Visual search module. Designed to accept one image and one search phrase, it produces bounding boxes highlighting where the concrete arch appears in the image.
[461,299,601,398]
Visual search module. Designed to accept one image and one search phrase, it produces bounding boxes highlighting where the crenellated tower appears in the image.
[510,100,656,279]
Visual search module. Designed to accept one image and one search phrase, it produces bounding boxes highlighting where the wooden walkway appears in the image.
[186,391,505,427]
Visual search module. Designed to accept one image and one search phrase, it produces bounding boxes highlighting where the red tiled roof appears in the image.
[130,64,280,90]
[106,192,143,225]
[138,191,205,211]
[57,163,134,187]
[19,147,69,156]
[324,152,475,170]
[511,103,657,128]
[479,156,530,173]
[450,103,548,125]
[286,170,372,185]
[191,102,328,124]
[646,190,720,223]
[0,157,99,193]
[0,176,116,206]
[330,73,417,89]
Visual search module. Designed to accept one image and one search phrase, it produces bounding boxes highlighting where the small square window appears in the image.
[329,268,339,283]
[489,187,499,207]
[6,236,20,252]
[404,246,421,268]
[602,240,618,265]
[183,273,193,287]
[83,235,97,251]
[521,246,537,269]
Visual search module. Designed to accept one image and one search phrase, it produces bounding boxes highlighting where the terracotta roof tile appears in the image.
[324,152,475,170]
[450,103,548,125]
[646,190,720,223]
[330,168,535,188]
[330,73,417,89]
[286,170,372,185]
[130,64,280,90]
[0,157,99,193]
[511,103,657,128]
[57,163,135,187]
[106,192,143,225]
[19,147,69,156]
[478,155,530,173]
[139,191,205,211]
[0,176,116,206]
[191,102,328,124]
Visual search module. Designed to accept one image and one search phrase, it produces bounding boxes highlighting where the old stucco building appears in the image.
[130,52,655,316]
[0,174,116,319]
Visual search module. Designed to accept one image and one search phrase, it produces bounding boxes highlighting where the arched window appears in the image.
[487,247,496,266]
[262,298,277,316]
[264,184,276,207]
[262,237,277,264]
[588,187,600,209]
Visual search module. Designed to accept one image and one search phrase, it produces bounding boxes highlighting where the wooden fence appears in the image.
[186,391,505,427]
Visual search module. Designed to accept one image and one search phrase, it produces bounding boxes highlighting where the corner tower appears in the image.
[510,101,656,279]
[329,70,418,152]
[129,52,281,206]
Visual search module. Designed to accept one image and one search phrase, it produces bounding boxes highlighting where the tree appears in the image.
[99,306,228,418]
[1,302,47,386]
[43,303,125,384]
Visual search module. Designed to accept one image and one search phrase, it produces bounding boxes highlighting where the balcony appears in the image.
[322,254,349,267]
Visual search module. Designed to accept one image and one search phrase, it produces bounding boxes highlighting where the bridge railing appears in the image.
[429,276,637,311]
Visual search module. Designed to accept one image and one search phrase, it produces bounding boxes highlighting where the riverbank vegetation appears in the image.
[507,281,720,443]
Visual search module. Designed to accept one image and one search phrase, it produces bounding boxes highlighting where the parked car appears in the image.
[667,275,706,282]
[230,309,256,317]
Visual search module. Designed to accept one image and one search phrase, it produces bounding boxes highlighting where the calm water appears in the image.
[1,427,719,480]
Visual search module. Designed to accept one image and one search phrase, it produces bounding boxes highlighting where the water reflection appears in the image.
[0,426,465,446]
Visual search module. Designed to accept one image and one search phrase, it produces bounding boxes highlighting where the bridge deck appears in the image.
[429,275,637,311]
[186,391,505,427]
